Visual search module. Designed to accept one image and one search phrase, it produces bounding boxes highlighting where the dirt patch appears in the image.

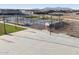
[50,20,79,38]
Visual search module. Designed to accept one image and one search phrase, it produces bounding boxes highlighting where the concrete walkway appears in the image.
[0,28,79,54]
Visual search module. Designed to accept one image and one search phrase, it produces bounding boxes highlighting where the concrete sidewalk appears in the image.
[0,28,79,54]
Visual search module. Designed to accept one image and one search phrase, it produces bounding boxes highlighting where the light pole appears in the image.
[49,15,53,35]
[3,16,7,34]
[15,15,18,30]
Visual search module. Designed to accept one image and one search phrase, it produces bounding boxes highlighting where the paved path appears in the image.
[0,28,79,54]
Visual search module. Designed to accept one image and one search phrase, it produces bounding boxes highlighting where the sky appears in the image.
[0,4,79,9]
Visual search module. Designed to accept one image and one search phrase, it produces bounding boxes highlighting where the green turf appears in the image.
[0,23,25,35]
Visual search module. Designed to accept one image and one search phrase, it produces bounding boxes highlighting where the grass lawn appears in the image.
[0,23,25,35]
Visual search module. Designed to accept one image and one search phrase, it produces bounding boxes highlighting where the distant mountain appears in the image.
[40,7,73,11]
